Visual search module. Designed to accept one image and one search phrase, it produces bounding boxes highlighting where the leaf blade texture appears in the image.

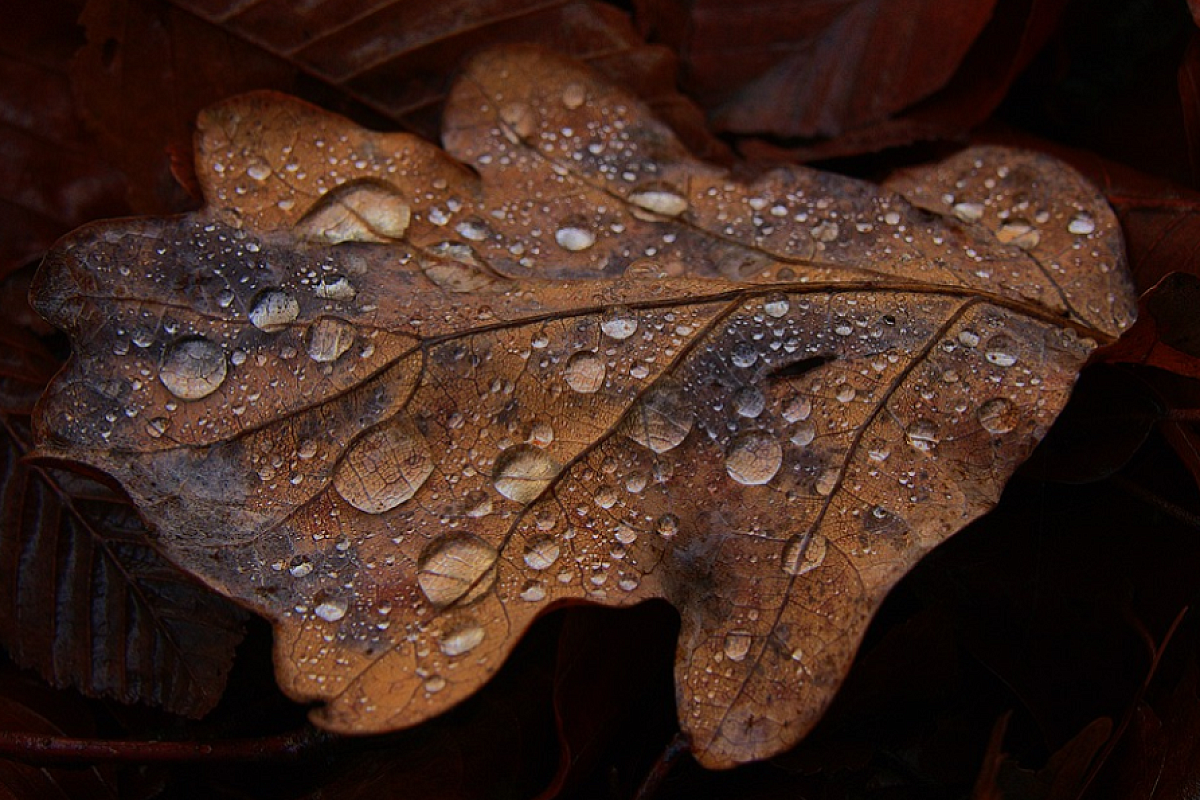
[30,46,1135,766]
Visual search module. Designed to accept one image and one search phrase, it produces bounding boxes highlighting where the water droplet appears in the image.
[835,384,856,403]
[622,386,693,453]
[731,342,758,368]
[782,534,827,575]
[867,440,891,462]
[1067,213,1095,235]
[159,338,227,400]
[564,351,606,393]
[306,318,356,363]
[145,417,170,438]
[439,620,485,656]
[723,631,752,662]
[499,102,537,142]
[984,335,1018,367]
[424,675,446,693]
[814,468,838,496]
[289,557,313,578]
[298,182,411,243]
[733,387,766,418]
[952,202,984,222]
[725,432,783,485]
[246,162,271,181]
[520,581,547,602]
[996,218,1041,249]
[600,307,638,340]
[249,290,300,332]
[655,513,680,538]
[863,505,908,535]
[417,534,498,607]
[555,225,596,252]
[763,294,790,318]
[334,418,434,513]
[493,445,561,504]
[790,425,815,447]
[628,187,689,217]
[905,419,940,451]
[314,596,347,622]
[315,276,357,301]
[957,329,980,348]
[523,536,561,571]
[455,217,490,241]
[978,397,1017,434]
[614,525,638,545]
[561,82,586,109]
[783,396,812,423]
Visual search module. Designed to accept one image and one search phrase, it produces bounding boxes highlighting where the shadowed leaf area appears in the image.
[31,46,1134,769]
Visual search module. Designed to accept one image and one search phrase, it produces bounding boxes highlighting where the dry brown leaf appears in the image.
[30,46,1135,767]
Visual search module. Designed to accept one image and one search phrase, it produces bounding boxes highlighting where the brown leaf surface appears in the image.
[30,46,1135,767]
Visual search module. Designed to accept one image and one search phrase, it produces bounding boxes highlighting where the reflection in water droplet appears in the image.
[996,218,1041,249]
[493,445,561,503]
[334,417,434,514]
[555,225,596,252]
[723,631,752,662]
[159,338,227,400]
[439,620,486,656]
[782,534,827,575]
[622,386,693,453]
[418,534,498,607]
[306,318,356,363]
[628,187,689,218]
[725,432,783,485]
[564,351,606,393]
[1067,213,1096,235]
[600,307,638,340]
[314,596,347,622]
[250,290,300,332]
[905,419,940,452]
[763,293,790,318]
[523,536,560,571]
[978,397,1017,434]
[984,335,1018,367]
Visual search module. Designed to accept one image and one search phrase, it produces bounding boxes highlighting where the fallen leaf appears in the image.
[30,46,1135,767]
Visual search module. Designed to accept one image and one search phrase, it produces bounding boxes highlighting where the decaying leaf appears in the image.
[30,46,1136,767]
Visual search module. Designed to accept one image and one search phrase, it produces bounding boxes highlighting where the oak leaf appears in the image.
[30,46,1136,767]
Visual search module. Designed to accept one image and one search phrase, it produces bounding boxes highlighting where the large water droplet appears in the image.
[725,432,783,485]
[493,445,561,504]
[733,387,766,418]
[984,334,1018,367]
[250,289,300,332]
[159,338,227,400]
[996,218,1041,249]
[952,202,984,223]
[723,631,752,662]
[306,318,356,363]
[523,535,561,570]
[782,534,827,576]
[439,619,486,656]
[334,417,434,513]
[555,225,596,252]
[731,342,758,368]
[783,396,812,423]
[561,82,586,109]
[978,397,1017,434]
[628,187,688,218]
[905,419,940,452]
[564,351,606,393]
[313,596,347,622]
[1067,213,1096,235]
[622,385,693,453]
[763,294,790,318]
[499,102,538,143]
[418,534,498,607]
[655,513,680,538]
[297,181,411,243]
[315,276,357,301]
[600,307,638,340]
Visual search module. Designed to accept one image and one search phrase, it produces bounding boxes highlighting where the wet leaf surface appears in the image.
[30,46,1135,768]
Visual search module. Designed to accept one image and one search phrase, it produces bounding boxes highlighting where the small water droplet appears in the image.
[790,425,816,447]
[315,276,357,301]
[614,525,638,545]
[424,675,446,693]
[523,536,561,571]
[334,418,434,513]
[783,396,812,423]
[306,318,356,363]
[725,432,783,485]
[314,596,347,622]
[782,534,827,575]
[905,419,940,451]
[655,513,680,538]
[246,162,271,181]
[289,557,313,578]
[555,225,596,252]
[493,445,561,503]
[145,417,170,438]
[159,338,227,400]
[1067,213,1096,235]
[439,620,485,656]
[561,82,586,109]
[814,468,838,496]
[249,290,300,332]
[520,581,547,602]
[763,294,790,318]
[499,102,537,143]
[564,351,606,393]
[455,217,490,241]
[600,307,638,340]
[835,385,856,403]
[952,202,984,223]
[723,631,752,662]
[731,342,758,368]
[957,329,980,348]
[978,397,1017,434]
[418,534,498,607]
